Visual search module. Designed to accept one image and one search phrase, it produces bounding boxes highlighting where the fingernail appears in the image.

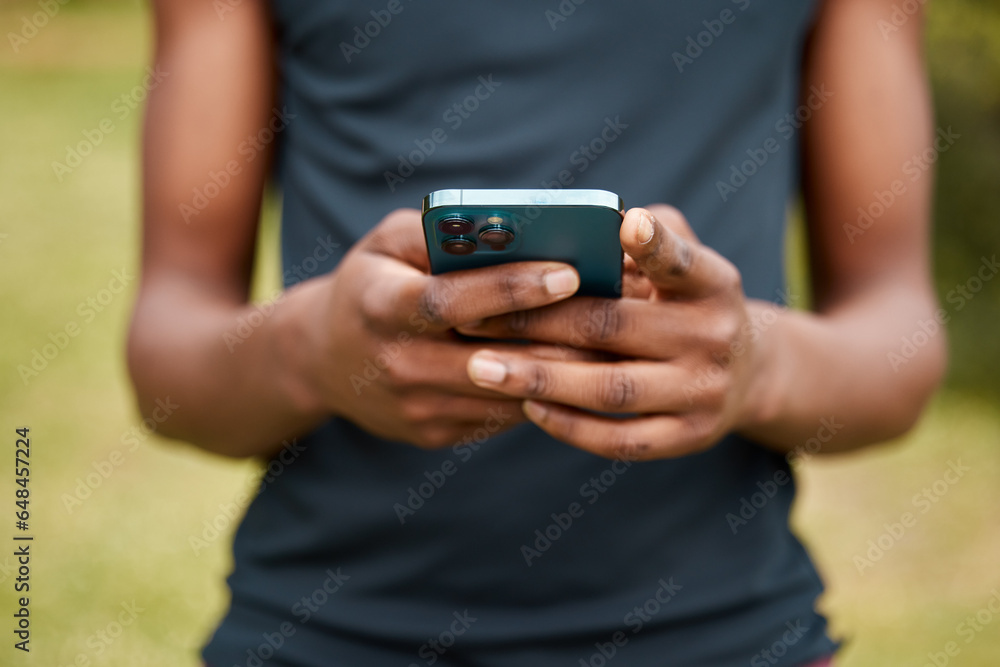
[469,354,507,385]
[544,268,579,297]
[523,399,548,421]
[638,212,655,245]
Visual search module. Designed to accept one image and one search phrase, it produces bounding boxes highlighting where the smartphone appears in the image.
[421,189,624,298]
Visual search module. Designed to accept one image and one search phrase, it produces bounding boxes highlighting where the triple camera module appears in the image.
[437,215,516,256]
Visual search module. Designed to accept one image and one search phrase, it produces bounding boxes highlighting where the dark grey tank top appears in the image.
[204,2,838,665]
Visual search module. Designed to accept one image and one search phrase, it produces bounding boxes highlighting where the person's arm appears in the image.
[129,0,592,458]
[128,0,326,457]
[743,0,945,449]
[457,0,946,459]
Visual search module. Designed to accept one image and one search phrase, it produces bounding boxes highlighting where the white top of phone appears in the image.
[423,189,623,213]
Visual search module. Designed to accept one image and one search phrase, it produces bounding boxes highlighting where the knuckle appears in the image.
[683,411,720,445]
[523,363,554,397]
[399,397,433,424]
[495,271,525,310]
[596,301,626,343]
[416,285,451,328]
[358,284,389,328]
[505,307,534,335]
[717,261,743,294]
[667,236,695,277]
[575,300,625,345]
[599,368,639,410]
[700,377,731,411]
[634,254,658,276]
[608,433,652,462]
[382,354,416,387]
[702,312,742,358]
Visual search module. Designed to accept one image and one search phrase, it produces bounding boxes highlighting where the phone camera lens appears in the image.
[478,225,514,247]
[438,216,474,235]
[442,237,476,255]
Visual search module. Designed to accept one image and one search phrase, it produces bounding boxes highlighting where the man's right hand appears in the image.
[131,0,590,457]
[297,208,587,449]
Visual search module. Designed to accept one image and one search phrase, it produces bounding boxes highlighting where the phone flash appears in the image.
[487,216,504,224]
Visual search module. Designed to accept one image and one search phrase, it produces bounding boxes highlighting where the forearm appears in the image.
[739,285,946,455]
[736,0,946,455]
[127,273,332,458]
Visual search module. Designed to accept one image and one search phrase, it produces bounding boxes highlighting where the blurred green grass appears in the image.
[0,1,998,665]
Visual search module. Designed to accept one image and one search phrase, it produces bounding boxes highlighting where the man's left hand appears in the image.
[459,205,773,461]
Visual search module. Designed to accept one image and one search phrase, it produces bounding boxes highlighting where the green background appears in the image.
[0,0,998,664]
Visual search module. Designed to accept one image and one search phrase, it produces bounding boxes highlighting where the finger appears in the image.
[521,400,710,461]
[370,261,580,332]
[359,208,432,271]
[620,206,741,299]
[357,209,583,330]
[411,414,525,449]
[451,335,617,362]
[380,397,526,449]
[467,352,693,414]
[513,343,617,363]
[403,395,526,432]
[622,255,654,300]
[456,297,712,359]
[370,339,603,398]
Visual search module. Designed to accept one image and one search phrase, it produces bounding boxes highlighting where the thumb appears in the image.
[359,208,430,272]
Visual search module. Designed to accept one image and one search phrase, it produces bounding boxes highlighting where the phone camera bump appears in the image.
[437,215,474,235]
[441,237,477,255]
[478,224,514,250]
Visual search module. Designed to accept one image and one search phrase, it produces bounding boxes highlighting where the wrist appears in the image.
[734,299,792,440]
[269,274,338,422]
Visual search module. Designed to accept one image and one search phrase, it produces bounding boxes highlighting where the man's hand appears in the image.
[457,205,766,461]
[297,208,597,449]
